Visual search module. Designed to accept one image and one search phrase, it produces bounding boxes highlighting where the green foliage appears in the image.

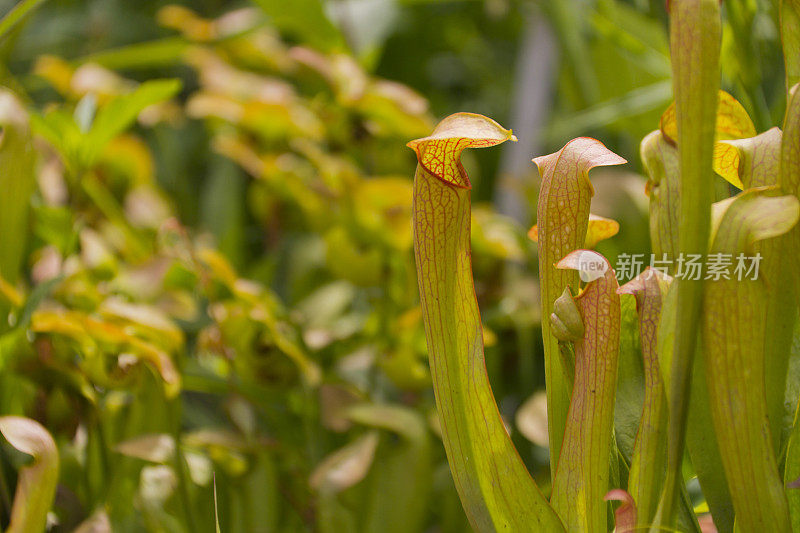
[408,2,800,533]
[1,1,800,532]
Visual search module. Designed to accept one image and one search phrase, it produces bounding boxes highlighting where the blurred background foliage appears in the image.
[0,0,788,531]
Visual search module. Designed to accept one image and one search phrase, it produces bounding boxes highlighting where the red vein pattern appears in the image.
[550,250,620,532]
[721,127,796,454]
[410,113,564,531]
[534,138,625,476]
[703,190,798,532]
[618,269,669,527]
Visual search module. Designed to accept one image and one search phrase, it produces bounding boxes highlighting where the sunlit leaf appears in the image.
[661,90,755,189]
[529,213,619,250]
[114,433,176,463]
[411,113,564,531]
[84,79,182,165]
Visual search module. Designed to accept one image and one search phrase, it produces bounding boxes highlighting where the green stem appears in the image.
[656,0,720,527]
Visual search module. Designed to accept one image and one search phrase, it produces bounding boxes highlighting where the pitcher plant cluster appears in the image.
[410,0,800,531]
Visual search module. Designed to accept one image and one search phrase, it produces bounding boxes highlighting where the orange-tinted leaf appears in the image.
[606,489,637,533]
[529,213,619,250]
[408,112,516,189]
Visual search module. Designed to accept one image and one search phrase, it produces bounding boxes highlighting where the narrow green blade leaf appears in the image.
[658,282,734,532]
[83,78,182,167]
[347,404,431,533]
[656,0,721,525]
[782,85,800,300]
[411,113,564,532]
[786,386,800,529]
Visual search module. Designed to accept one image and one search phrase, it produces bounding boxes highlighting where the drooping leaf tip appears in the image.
[408,112,515,189]
[532,137,627,168]
[604,488,635,504]
[605,489,637,533]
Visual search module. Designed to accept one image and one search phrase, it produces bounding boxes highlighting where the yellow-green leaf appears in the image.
[411,113,564,531]
[529,213,619,250]
[534,138,626,475]
[782,0,800,92]
[642,130,681,262]
[660,90,755,189]
[703,189,798,532]
[655,0,721,525]
[717,128,796,454]
[0,90,37,287]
